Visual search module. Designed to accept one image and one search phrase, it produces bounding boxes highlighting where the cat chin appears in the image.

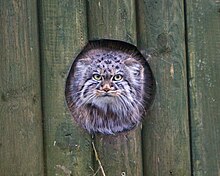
[90,97,126,115]
[84,118,139,135]
[91,98,116,110]
[77,97,142,135]
[93,96,115,104]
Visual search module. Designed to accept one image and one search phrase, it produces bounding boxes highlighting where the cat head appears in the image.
[65,40,155,134]
[69,48,146,118]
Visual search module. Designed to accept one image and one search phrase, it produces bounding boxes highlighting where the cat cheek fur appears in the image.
[76,80,98,106]
[124,58,144,85]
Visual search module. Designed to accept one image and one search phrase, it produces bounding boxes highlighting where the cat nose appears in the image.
[102,83,111,92]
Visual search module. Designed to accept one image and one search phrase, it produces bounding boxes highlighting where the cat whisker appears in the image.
[119,90,145,109]
[68,90,84,97]
[77,94,96,108]
[83,95,96,106]
[119,95,140,119]
[117,96,129,111]
[118,95,140,122]
[133,99,146,114]
[119,93,143,117]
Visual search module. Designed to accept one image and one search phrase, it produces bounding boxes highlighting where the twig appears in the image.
[92,141,106,176]
[92,166,101,176]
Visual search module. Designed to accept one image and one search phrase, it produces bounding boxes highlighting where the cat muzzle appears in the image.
[101,83,113,92]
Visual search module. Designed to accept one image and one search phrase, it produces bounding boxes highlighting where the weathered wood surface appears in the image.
[136,0,191,175]
[38,0,93,175]
[0,0,44,175]
[1,1,220,175]
[87,0,137,44]
[87,0,143,176]
[186,0,220,175]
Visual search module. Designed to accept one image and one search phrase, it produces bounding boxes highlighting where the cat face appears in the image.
[73,50,144,115]
[66,40,155,134]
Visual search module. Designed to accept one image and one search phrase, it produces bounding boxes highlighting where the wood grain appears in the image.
[87,0,137,44]
[0,0,44,175]
[186,0,220,175]
[136,0,191,175]
[38,0,93,175]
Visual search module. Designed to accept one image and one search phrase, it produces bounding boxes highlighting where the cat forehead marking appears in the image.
[87,49,125,62]
[89,52,122,66]
[95,58,121,71]
[89,55,122,75]
[97,62,120,75]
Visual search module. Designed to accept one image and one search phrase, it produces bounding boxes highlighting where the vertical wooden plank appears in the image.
[87,1,143,176]
[0,0,44,175]
[186,0,220,175]
[87,0,137,43]
[136,1,191,175]
[38,0,93,175]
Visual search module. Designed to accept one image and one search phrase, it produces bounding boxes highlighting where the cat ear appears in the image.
[74,57,92,72]
[77,57,92,65]
[75,57,91,69]
[124,58,143,76]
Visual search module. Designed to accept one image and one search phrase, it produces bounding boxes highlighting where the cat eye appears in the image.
[92,74,102,81]
[113,74,123,81]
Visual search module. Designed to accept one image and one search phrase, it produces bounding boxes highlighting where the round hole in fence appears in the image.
[65,39,155,135]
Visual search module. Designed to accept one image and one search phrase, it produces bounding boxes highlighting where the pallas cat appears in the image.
[65,40,155,135]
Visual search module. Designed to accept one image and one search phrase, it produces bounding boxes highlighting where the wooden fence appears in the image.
[0,0,219,175]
